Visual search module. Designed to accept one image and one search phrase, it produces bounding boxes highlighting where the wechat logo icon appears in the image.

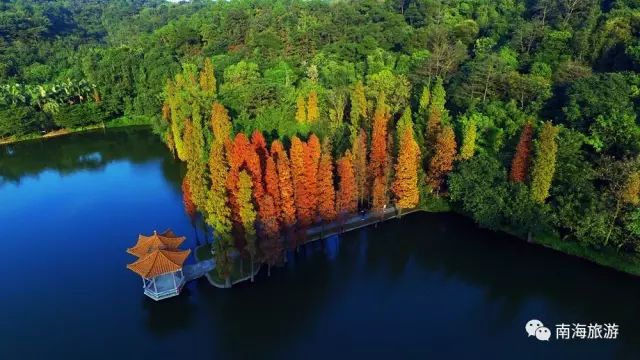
[526,319,551,341]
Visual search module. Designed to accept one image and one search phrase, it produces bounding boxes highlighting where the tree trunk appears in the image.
[225,276,231,288]
[250,256,254,282]
[605,199,622,247]
[268,264,271,277]
[527,230,533,243]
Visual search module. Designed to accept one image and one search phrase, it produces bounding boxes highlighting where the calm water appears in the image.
[1,127,639,359]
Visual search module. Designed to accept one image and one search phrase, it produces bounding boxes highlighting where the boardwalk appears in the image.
[187,206,421,288]
[183,259,215,281]
[303,206,420,244]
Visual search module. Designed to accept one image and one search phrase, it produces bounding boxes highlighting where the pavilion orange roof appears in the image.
[126,249,191,278]
[127,229,186,257]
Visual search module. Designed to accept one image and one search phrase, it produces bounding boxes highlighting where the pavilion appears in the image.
[126,230,191,301]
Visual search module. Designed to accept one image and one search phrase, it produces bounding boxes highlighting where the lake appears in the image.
[1,127,639,359]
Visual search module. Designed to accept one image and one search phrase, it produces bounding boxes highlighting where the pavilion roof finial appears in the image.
[127,229,186,258]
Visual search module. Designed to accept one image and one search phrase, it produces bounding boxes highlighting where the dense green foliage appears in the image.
[2,0,640,259]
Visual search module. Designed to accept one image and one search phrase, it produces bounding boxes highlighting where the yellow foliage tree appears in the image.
[307,90,319,122]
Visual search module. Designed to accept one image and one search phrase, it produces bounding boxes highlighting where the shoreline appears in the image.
[194,207,640,290]
[0,117,152,145]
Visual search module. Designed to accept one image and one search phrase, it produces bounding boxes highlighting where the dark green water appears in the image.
[1,127,639,359]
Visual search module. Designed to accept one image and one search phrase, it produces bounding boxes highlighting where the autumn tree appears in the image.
[207,102,233,254]
[372,175,388,212]
[181,177,197,223]
[350,81,368,130]
[257,194,281,276]
[264,156,281,217]
[211,102,232,141]
[530,122,558,203]
[427,125,457,190]
[352,128,369,206]
[392,119,420,209]
[226,133,252,245]
[245,135,265,201]
[336,151,358,216]
[290,136,313,226]
[183,106,209,211]
[305,134,322,217]
[459,117,477,160]
[206,140,232,242]
[369,96,390,183]
[237,170,258,282]
[317,147,336,222]
[425,77,446,156]
[251,130,268,170]
[271,140,297,228]
[307,90,319,122]
[208,134,234,286]
[199,57,217,98]
[510,122,534,182]
[296,95,307,123]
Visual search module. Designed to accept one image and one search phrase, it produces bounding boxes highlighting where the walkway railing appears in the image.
[302,206,420,245]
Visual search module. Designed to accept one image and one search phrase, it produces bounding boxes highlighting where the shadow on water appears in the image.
[141,287,197,336]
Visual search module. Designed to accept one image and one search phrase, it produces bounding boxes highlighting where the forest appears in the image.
[1,0,640,276]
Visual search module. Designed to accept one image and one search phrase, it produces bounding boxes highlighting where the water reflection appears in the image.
[1,127,639,358]
[142,288,196,336]
[0,127,183,185]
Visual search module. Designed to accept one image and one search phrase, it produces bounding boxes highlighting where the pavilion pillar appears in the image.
[172,271,178,291]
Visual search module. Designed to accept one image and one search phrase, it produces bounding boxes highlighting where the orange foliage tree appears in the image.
[317,147,336,222]
[427,125,457,190]
[372,175,388,211]
[305,134,321,218]
[251,130,268,172]
[226,133,252,248]
[352,128,368,206]
[290,136,314,226]
[392,124,421,209]
[264,156,281,217]
[271,140,297,228]
[244,137,264,201]
[257,194,281,276]
[510,122,533,183]
[181,177,197,222]
[369,97,389,185]
[336,151,358,217]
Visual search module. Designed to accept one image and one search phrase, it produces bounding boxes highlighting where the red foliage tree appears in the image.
[510,123,534,183]
[251,130,268,174]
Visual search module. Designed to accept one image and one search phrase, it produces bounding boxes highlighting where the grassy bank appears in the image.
[0,116,152,145]
[533,232,640,276]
